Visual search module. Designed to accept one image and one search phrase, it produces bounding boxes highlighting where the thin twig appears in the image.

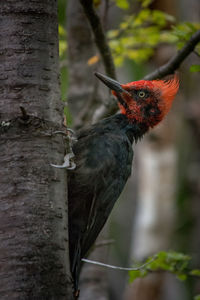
[94,239,115,248]
[144,29,200,80]
[79,0,116,79]
[82,257,156,271]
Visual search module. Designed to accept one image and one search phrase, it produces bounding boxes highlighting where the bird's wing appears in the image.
[68,130,133,282]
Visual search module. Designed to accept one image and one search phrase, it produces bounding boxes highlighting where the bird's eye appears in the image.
[138,91,146,98]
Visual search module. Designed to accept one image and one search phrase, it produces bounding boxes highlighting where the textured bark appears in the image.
[0,1,73,299]
[0,1,61,122]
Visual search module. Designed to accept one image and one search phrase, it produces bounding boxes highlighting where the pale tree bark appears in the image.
[79,230,110,300]
[67,0,109,129]
[125,119,178,300]
[0,1,73,299]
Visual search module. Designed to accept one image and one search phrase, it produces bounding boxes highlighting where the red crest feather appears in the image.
[152,76,179,114]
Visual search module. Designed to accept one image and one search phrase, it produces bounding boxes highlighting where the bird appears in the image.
[68,72,179,293]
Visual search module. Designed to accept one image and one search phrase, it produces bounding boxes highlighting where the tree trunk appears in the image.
[0,1,73,299]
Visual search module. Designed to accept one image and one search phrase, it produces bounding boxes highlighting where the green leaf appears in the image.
[134,9,151,26]
[145,251,191,274]
[184,22,199,32]
[59,24,66,36]
[64,106,73,126]
[177,273,187,281]
[194,295,200,300]
[190,65,200,72]
[107,30,119,39]
[60,64,68,102]
[128,251,196,286]
[59,40,67,57]
[139,0,153,8]
[129,269,147,283]
[171,22,200,49]
[152,10,167,26]
[190,269,200,276]
[113,0,129,10]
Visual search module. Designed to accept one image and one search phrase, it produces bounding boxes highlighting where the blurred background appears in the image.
[58,0,200,299]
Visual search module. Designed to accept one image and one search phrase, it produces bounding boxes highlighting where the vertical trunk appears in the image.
[0,1,73,299]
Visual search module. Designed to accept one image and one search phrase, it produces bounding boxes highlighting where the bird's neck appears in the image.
[111,114,149,143]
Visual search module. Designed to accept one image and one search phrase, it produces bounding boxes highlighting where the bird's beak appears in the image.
[94,72,125,94]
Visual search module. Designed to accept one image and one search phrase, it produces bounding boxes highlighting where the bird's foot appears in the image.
[50,128,77,170]
[51,152,76,169]
[53,128,77,142]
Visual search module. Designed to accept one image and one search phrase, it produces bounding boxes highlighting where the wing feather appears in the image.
[68,127,133,286]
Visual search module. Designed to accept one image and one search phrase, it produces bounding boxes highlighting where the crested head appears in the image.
[117,76,179,128]
[95,72,179,130]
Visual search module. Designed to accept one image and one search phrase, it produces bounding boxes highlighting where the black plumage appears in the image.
[68,114,146,290]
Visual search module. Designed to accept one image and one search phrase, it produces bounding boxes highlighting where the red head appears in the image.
[95,72,179,129]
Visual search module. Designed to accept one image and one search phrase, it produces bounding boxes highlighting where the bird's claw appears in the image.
[51,153,76,170]
[53,128,77,142]
[51,127,77,170]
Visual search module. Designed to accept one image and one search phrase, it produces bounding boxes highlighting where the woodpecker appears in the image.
[68,72,179,292]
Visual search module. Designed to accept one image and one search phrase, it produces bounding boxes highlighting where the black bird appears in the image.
[68,72,179,293]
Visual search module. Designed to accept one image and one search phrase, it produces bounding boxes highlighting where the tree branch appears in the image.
[144,29,200,80]
[82,257,156,271]
[79,0,116,79]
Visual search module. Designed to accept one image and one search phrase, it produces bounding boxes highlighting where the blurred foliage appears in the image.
[112,0,130,10]
[138,0,153,8]
[129,251,190,282]
[59,25,67,59]
[172,22,200,72]
[58,0,68,102]
[108,9,176,66]
[129,251,200,298]
[107,0,200,70]
[58,0,67,26]
[59,24,68,101]
[172,22,200,50]
[190,65,200,72]
[129,251,200,299]
[108,9,200,67]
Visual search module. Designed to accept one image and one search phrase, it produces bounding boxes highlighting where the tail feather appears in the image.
[70,238,82,294]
